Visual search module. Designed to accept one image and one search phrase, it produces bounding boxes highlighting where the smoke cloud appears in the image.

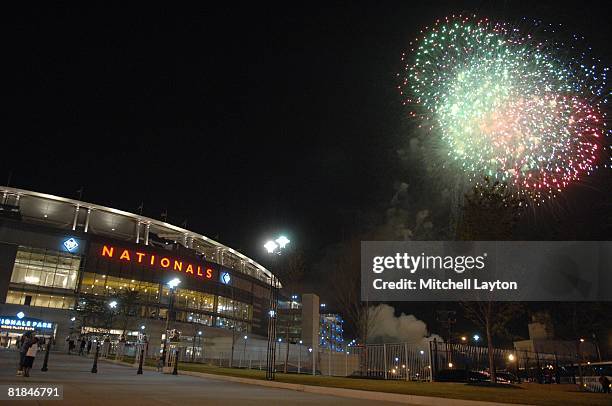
[368,304,442,345]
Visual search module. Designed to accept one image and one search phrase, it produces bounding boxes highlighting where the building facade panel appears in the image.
[0,187,277,350]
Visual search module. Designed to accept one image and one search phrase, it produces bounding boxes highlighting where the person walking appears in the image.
[16,332,31,376]
[79,337,86,356]
[87,339,92,355]
[22,335,39,377]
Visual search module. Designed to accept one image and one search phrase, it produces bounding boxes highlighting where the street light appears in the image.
[241,335,248,368]
[264,235,290,255]
[167,278,181,289]
[141,325,145,330]
[508,354,515,362]
[460,336,467,342]
[473,334,480,342]
[275,236,290,249]
[162,278,181,367]
[264,240,278,253]
[109,300,118,309]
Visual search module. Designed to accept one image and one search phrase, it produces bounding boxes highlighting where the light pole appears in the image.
[240,335,248,368]
[309,347,315,376]
[298,340,302,374]
[198,331,203,362]
[162,278,181,367]
[264,235,290,381]
[92,300,117,373]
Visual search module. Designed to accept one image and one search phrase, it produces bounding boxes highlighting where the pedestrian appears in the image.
[79,337,86,356]
[156,355,163,372]
[16,332,32,376]
[87,339,92,355]
[599,374,611,394]
[68,337,75,354]
[22,335,39,377]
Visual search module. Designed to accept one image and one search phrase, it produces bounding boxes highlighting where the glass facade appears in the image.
[78,272,252,330]
[10,246,80,290]
[174,288,215,312]
[7,245,258,333]
[216,296,251,320]
[6,290,73,309]
[80,272,161,301]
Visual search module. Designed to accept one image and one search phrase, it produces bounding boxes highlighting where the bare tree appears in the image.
[460,301,523,382]
[116,290,141,339]
[458,178,525,383]
[331,238,381,343]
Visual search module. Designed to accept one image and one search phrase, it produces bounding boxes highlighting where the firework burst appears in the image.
[399,15,609,204]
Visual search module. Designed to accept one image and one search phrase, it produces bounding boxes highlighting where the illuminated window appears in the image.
[10,247,80,290]
[6,290,73,309]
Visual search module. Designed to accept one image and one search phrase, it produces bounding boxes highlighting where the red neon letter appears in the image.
[119,250,131,261]
[197,266,203,277]
[136,252,145,263]
[160,258,170,268]
[173,261,183,271]
[186,264,194,274]
[101,245,114,257]
[206,268,213,279]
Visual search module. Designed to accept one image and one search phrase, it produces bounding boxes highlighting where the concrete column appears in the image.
[84,208,92,233]
[72,206,80,231]
[182,233,188,247]
[1,192,7,205]
[144,223,150,245]
[301,293,320,353]
[135,221,141,244]
[15,195,21,205]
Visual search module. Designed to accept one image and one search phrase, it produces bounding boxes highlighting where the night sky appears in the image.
[5,1,611,299]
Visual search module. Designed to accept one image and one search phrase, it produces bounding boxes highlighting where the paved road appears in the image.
[0,349,407,405]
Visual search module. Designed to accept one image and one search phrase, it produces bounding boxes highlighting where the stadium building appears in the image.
[0,187,279,354]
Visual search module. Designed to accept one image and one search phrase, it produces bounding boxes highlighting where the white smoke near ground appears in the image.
[368,304,443,347]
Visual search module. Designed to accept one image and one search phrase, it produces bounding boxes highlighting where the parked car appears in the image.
[495,371,520,384]
[435,369,489,383]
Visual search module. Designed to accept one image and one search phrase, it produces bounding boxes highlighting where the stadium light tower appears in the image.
[262,234,290,380]
[264,240,278,253]
[275,236,290,249]
[264,235,290,255]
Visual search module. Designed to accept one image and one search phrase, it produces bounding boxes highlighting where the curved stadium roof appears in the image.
[0,187,277,286]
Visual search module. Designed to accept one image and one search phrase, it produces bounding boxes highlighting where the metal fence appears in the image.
[100,338,588,386]
[349,343,432,381]
[428,340,580,384]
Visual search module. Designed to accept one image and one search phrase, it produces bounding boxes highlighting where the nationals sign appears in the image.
[98,244,214,281]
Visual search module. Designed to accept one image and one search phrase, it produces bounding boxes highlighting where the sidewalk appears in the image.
[102,358,532,406]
